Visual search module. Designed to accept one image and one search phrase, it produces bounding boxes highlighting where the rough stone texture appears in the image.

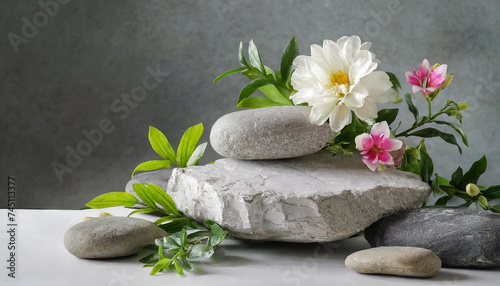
[210,106,334,160]
[64,216,167,259]
[345,246,441,277]
[129,151,431,242]
[364,208,500,268]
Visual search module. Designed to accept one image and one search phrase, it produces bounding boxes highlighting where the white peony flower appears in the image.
[290,36,397,132]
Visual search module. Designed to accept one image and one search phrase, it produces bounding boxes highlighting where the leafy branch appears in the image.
[86,183,227,275]
[429,156,500,212]
[214,37,299,109]
[131,123,207,177]
[395,93,469,154]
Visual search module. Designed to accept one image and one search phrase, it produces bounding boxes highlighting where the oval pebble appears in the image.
[345,246,441,277]
[210,106,334,160]
[64,216,167,259]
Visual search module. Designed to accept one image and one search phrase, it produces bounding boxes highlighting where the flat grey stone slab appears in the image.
[210,106,334,160]
[364,208,500,268]
[129,152,431,242]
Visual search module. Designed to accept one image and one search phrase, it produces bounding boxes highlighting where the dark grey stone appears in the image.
[64,216,167,259]
[364,208,500,268]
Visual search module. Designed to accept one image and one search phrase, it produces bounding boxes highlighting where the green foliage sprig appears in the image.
[86,124,226,275]
[430,156,500,212]
[132,123,206,177]
[214,38,299,109]
[86,183,227,275]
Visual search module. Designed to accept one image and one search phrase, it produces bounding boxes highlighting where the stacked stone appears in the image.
[129,106,431,243]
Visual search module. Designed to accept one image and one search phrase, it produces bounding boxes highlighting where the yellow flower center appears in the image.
[330,70,349,86]
[328,70,349,98]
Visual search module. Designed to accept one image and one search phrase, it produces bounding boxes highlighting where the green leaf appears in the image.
[180,228,187,248]
[186,142,207,167]
[435,196,453,206]
[450,166,463,186]
[86,192,138,209]
[280,36,299,85]
[431,174,451,196]
[157,236,181,250]
[258,84,292,105]
[434,121,469,147]
[386,72,402,89]
[248,39,266,74]
[147,184,180,216]
[238,79,272,103]
[158,218,193,234]
[128,207,157,217]
[241,69,261,81]
[205,219,227,246]
[158,245,165,260]
[132,183,158,209]
[150,258,171,275]
[419,141,434,184]
[237,96,284,109]
[458,155,487,190]
[399,146,421,177]
[174,261,184,275]
[238,41,249,67]
[154,215,177,225]
[131,160,171,178]
[376,109,399,125]
[482,185,500,199]
[176,123,204,168]
[187,244,214,259]
[490,204,500,213]
[393,97,403,104]
[213,66,246,84]
[149,126,177,163]
[408,128,462,154]
[404,93,419,121]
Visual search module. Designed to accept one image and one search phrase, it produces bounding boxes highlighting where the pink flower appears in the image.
[355,121,403,171]
[405,59,447,98]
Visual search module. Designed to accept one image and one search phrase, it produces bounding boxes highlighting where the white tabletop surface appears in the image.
[1,207,498,286]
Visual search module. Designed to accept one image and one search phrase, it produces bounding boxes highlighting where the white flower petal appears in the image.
[310,102,335,125]
[290,89,316,105]
[323,41,348,72]
[353,99,378,120]
[357,71,396,103]
[360,41,372,51]
[310,44,325,60]
[328,104,352,132]
[341,36,362,65]
[343,91,366,109]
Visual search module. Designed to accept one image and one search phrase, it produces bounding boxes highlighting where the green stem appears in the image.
[426,96,432,118]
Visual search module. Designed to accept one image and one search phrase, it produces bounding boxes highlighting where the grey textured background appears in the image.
[1,0,499,209]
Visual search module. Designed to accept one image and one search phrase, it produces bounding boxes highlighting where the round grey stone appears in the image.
[364,208,500,268]
[345,246,441,277]
[64,216,167,259]
[210,106,334,160]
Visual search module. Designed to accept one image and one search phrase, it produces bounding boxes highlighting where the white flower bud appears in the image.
[478,195,489,208]
[466,183,480,197]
